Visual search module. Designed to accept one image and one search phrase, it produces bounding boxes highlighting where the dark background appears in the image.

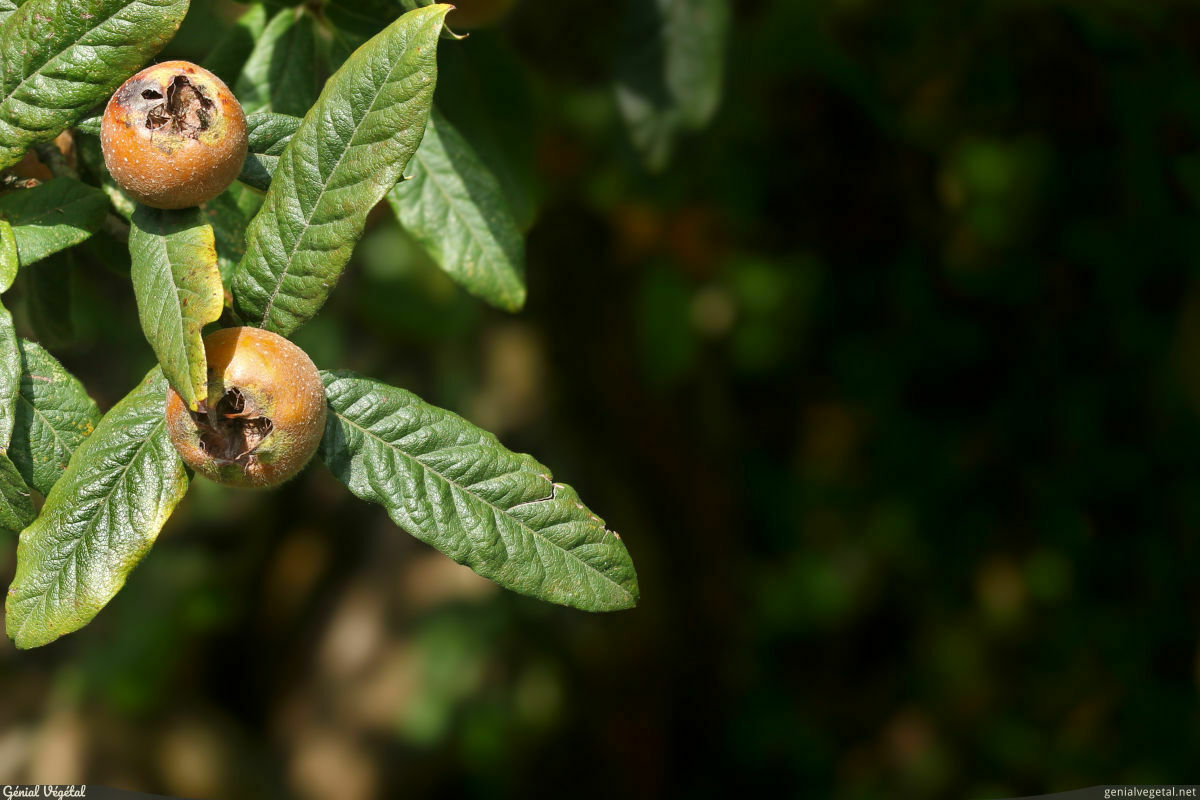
[4,0,1200,797]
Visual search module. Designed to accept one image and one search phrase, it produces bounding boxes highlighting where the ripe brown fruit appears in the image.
[101,60,247,209]
[165,327,326,489]
[449,0,517,29]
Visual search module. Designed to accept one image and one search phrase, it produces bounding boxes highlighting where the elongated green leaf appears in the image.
[129,206,224,411]
[398,0,464,39]
[613,0,730,171]
[0,218,15,290]
[0,0,191,170]
[0,220,19,454]
[0,178,107,266]
[318,371,640,612]
[0,452,34,534]
[0,317,16,451]
[235,7,319,118]
[0,320,16,456]
[10,338,100,496]
[0,0,20,27]
[23,251,75,348]
[5,368,189,649]
[388,109,526,311]
[74,115,101,135]
[203,3,268,84]
[436,39,538,231]
[232,4,450,336]
[204,186,260,287]
[238,111,301,192]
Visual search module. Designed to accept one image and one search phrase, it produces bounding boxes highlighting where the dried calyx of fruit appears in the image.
[101,60,248,209]
[165,327,327,489]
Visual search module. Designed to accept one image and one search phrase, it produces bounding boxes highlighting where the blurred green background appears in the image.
[5,0,1200,797]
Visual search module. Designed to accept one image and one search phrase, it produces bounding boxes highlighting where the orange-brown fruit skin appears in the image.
[449,0,517,29]
[165,327,326,489]
[101,60,247,209]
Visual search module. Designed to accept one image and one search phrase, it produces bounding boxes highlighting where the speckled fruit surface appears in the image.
[165,327,327,489]
[101,60,247,209]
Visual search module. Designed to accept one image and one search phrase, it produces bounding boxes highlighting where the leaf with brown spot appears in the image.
[129,206,224,411]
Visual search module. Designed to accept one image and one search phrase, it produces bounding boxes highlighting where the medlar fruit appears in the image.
[165,327,326,489]
[101,60,248,209]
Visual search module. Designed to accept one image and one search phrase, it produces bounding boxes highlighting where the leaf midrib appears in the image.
[1,0,142,111]
[2,187,102,228]
[13,415,164,644]
[17,386,85,476]
[241,9,304,113]
[138,220,198,406]
[328,396,634,605]
[255,16,432,328]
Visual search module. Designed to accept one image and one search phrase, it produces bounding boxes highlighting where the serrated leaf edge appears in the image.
[7,416,168,647]
[250,4,450,329]
[325,398,638,609]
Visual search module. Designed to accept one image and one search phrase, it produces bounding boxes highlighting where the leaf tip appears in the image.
[505,286,527,312]
[12,634,41,651]
[4,605,47,651]
[423,3,456,28]
[620,576,640,609]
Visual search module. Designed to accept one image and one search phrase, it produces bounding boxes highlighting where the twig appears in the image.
[33,140,80,181]
[103,212,130,244]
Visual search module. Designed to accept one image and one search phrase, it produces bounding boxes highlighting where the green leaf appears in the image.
[203,186,260,288]
[0,452,34,534]
[74,115,101,136]
[396,0,463,39]
[388,110,526,311]
[22,251,75,348]
[0,308,17,454]
[9,338,101,496]
[436,37,538,231]
[0,178,108,266]
[129,206,224,411]
[276,50,534,293]
[0,218,16,291]
[234,7,320,118]
[613,0,730,171]
[202,3,268,84]
[238,111,301,192]
[232,4,450,336]
[5,368,189,650]
[0,0,191,170]
[0,222,20,454]
[318,371,640,612]
[0,0,20,27]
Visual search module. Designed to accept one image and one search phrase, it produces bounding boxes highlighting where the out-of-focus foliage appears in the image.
[5,0,1200,797]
